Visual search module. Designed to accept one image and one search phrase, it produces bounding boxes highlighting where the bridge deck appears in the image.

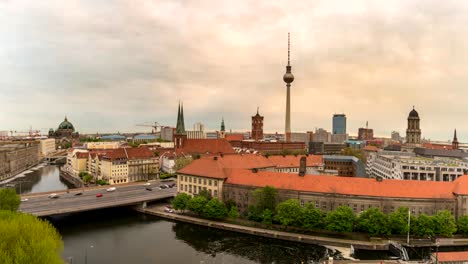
[19,181,176,217]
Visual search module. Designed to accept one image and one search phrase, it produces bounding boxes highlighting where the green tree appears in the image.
[78,171,88,179]
[412,214,435,237]
[227,206,240,219]
[247,205,263,222]
[0,188,20,211]
[174,157,193,171]
[82,174,93,184]
[172,193,192,212]
[275,199,303,226]
[433,210,457,237]
[340,147,366,163]
[187,196,208,215]
[458,215,468,236]
[0,210,63,264]
[325,206,355,233]
[262,209,273,226]
[301,203,324,229]
[203,198,228,219]
[356,208,389,236]
[252,186,278,212]
[388,207,410,235]
[197,189,212,200]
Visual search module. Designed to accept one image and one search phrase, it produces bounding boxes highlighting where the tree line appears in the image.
[173,186,468,238]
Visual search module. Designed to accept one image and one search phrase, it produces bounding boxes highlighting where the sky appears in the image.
[1,0,468,141]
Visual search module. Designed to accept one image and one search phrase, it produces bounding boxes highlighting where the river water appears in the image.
[4,165,411,263]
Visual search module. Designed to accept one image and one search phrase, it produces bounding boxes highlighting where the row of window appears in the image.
[180,175,218,186]
[180,184,218,197]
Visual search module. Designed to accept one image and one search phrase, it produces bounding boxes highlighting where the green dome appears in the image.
[58,117,75,130]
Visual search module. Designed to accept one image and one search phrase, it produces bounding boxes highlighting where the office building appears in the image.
[332,114,346,134]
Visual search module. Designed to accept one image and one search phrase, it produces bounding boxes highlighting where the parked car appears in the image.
[106,187,116,192]
[169,183,176,188]
[143,182,151,186]
[160,185,167,189]
[145,187,152,191]
[48,193,59,199]
[21,198,28,202]
[74,192,83,196]
[164,208,174,213]
[96,193,103,197]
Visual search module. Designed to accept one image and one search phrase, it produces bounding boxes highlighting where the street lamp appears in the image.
[84,245,94,264]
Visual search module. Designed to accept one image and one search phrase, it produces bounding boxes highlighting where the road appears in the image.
[19,181,177,217]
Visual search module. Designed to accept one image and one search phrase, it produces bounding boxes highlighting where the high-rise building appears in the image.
[193,122,205,132]
[332,114,346,135]
[406,107,421,145]
[283,33,294,142]
[251,108,264,141]
[391,131,401,142]
[312,128,331,143]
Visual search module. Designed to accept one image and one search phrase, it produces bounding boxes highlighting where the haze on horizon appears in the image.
[1,0,468,142]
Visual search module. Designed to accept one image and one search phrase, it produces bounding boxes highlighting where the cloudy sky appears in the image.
[1,0,468,141]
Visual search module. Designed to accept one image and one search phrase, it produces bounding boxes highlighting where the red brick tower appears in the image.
[251,107,264,141]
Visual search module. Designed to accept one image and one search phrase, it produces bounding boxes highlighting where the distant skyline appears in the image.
[1,1,468,142]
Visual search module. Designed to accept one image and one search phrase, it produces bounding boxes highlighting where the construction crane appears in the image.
[135,122,161,134]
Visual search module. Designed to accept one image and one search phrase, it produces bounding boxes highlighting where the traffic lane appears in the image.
[21,190,177,215]
[19,187,176,213]
[20,181,175,205]
[19,186,176,211]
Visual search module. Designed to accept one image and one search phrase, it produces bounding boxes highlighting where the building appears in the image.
[413,147,468,159]
[330,133,348,143]
[323,155,366,177]
[186,130,206,139]
[193,122,205,132]
[358,127,374,141]
[160,126,174,142]
[290,132,310,144]
[332,114,346,134]
[49,116,79,140]
[391,131,401,142]
[367,151,468,181]
[100,134,127,141]
[406,107,421,145]
[0,141,40,181]
[65,146,158,184]
[433,251,468,263]
[230,140,305,155]
[174,102,187,149]
[39,138,56,158]
[308,142,346,155]
[85,142,121,149]
[251,108,264,141]
[178,156,468,218]
[283,33,294,142]
[219,118,226,139]
[133,134,157,143]
[312,128,331,143]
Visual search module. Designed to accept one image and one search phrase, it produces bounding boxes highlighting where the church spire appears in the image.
[221,117,225,132]
[453,129,459,150]
[176,101,186,134]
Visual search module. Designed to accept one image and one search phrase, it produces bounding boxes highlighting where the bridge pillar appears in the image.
[142,202,147,209]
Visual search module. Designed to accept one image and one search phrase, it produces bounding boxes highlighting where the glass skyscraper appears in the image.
[332,114,346,134]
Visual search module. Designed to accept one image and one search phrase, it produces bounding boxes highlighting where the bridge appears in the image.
[45,150,68,164]
[19,181,176,217]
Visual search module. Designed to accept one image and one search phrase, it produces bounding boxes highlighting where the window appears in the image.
[209,180,212,186]
[203,179,206,185]
[214,190,218,197]
[300,200,304,207]
[198,178,201,184]
[315,201,319,208]
[189,185,192,193]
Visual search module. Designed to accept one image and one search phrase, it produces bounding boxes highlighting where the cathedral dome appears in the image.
[409,108,419,118]
[58,117,75,130]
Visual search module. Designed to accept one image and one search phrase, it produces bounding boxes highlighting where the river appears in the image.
[4,165,415,262]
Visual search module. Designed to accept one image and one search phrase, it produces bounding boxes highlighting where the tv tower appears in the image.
[283,33,294,142]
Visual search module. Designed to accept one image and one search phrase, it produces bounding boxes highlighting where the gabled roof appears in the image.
[100,147,155,161]
[177,139,235,155]
[225,169,456,200]
[178,157,231,179]
[267,155,324,168]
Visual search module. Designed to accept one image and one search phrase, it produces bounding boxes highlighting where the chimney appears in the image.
[298,156,306,176]
[252,168,258,173]
[213,156,218,161]
[376,176,383,182]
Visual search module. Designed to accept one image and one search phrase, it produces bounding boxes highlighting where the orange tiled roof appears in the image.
[267,155,323,168]
[363,145,379,152]
[100,147,155,161]
[225,134,244,141]
[224,169,456,199]
[437,251,468,261]
[75,152,89,159]
[423,143,453,150]
[177,139,235,155]
[177,157,230,179]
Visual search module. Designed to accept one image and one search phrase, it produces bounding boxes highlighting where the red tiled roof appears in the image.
[177,139,235,155]
[224,169,456,199]
[267,155,323,168]
[423,143,453,150]
[225,134,244,141]
[75,152,89,159]
[178,157,230,179]
[436,251,468,261]
[100,147,155,161]
[363,145,379,152]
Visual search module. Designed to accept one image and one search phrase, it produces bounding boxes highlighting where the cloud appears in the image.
[0,0,468,141]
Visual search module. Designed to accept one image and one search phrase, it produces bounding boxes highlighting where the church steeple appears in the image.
[221,117,225,132]
[452,129,459,150]
[176,101,186,135]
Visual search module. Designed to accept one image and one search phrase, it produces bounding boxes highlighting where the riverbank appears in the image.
[136,204,390,256]
[0,161,47,185]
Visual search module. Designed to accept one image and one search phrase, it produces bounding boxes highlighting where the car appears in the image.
[74,192,83,196]
[160,185,167,189]
[96,193,103,197]
[164,208,174,213]
[145,187,152,191]
[48,193,59,199]
[106,187,116,192]
[169,183,176,188]
[21,198,28,202]
[143,182,151,186]
[163,184,170,188]
[157,187,162,190]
